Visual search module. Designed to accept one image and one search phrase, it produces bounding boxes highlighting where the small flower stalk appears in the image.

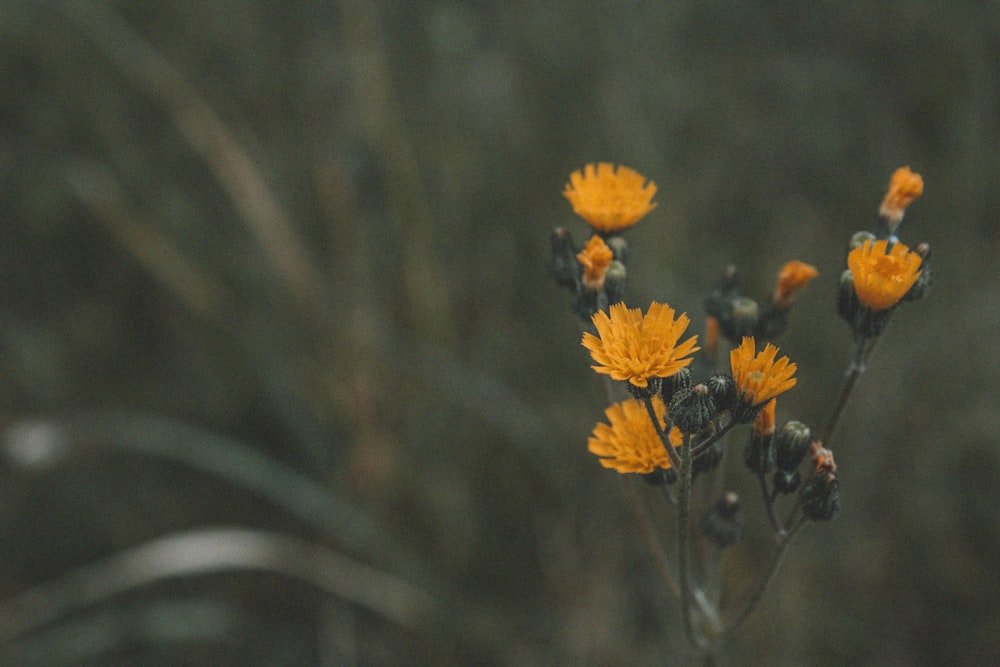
[548,163,929,656]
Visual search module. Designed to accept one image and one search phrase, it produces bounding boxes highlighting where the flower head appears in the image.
[773,260,819,308]
[582,302,700,388]
[879,166,923,227]
[576,235,614,289]
[563,163,657,233]
[847,239,922,311]
[588,397,682,473]
[730,337,797,412]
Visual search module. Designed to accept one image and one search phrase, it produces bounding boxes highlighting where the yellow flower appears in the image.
[773,260,819,308]
[879,166,924,225]
[588,397,682,473]
[582,302,700,388]
[730,337,797,408]
[563,163,657,232]
[576,235,614,289]
[847,239,922,311]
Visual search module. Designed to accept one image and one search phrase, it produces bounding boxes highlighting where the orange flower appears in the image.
[847,239,922,311]
[582,302,700,388]
[588,397,682,473]
[576,235,614,289]
[773,260,819,308]
[753,398,776,437]
[730,337,797,408]
[809,440,837,474]
[563,163,657,233]
[879,166,924,226]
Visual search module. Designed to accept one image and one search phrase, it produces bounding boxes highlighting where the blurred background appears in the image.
[1,1,998,665]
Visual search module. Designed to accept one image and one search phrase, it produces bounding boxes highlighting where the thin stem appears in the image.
[690,416,736,459]
[677,433,705,648]
[758,471,785,536]
[621,476,681,602]
[643,396,682,470]
[822,334,881,448]
[721,515,808,638]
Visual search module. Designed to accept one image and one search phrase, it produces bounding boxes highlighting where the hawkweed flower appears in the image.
[773,260,819,308]
[729,337,797,423]
[879,166,923,232]
[588,397,682,474]
[582,302,700,391]
[563,163,658,233]
[847,239,923,312]
[577,234,614,290]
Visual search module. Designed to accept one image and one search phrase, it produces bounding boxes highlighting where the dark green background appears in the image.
[2,2,997,665]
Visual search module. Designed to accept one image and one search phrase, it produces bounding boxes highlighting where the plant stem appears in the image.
[643,396,682,470]
[722,515,807,637]
[822,334,881,448]
[690,417,736,459]
[678,432,704,648]
[758,471,785,536]
[621,476,681,602]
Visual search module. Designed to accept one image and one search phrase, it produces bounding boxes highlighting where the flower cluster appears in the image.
[839,168,931,338]
[548,163,659,323]
[704,259,818,348]
[548,161,930,649]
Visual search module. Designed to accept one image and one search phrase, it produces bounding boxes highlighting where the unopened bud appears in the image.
[774,421,812,472]
[800,472,841,521]
[699,492,746,547]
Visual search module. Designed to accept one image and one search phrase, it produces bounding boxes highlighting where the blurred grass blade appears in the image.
[0,527,436,644]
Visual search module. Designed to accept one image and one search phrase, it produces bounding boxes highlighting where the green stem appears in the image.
[822,334,881,448]
[722,515,807,637]
[690,417,736,459]
[678,433,705,648]
[643,396,682,470]
[758,471,785,536]
[621,476,681,602]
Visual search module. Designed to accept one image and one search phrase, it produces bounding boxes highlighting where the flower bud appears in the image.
[670,384,716,435]
[848,230,876,252]
[693,440,723,477]
[626,377,661,400]
[774,421,811,472]
[699,492,746,547]
[800,472,840,521]
[605,235,629,263]
[548,227,581,290]
[661,368,692,405]
[772,469,801,494]
[727,296,760,340]
[837,269,859,325]
[705,373,736,415]
[604,260,628,305]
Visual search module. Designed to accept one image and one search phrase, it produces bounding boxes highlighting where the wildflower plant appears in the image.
[548,163,930,656]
